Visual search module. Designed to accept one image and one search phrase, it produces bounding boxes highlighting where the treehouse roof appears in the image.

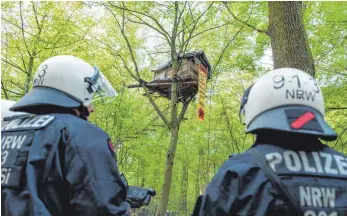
[151,50,212,79]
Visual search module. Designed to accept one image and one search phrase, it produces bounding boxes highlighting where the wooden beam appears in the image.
[128,84,142,88]
[145,81,196,87]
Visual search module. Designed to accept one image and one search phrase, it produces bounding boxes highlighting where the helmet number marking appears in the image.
[292,75,301,88]
[273,74,303,89]
[309,77,320,93]
[33,64,48,86]
[273,75,285,89]
[272,73,318,102]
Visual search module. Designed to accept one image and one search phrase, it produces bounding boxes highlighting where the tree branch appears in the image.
[177,2,214,37]
[16,44,28,73]
[171,2,179,60]
[178,96,194,124]
[190,22,232,39]
[1,86,24,97]
[180,2,215,55]
[326,107,347,112]
[1,58,28,74]
[219,95,240,152]
[9,79,26,91]
[116,54,139,81]
[115,50,171,128]
[37,10,78,54]
[331,127,347,149]
[31,2,42,33]
[103,3,172,128]
[143,86,171,129]
[1,18,36,37]
[124,15,171,45]
[109,2,171,41]
[103,3,141,78]
[1,80,9,99]
[19,1,31,56]
[211,20,246,73]
[193,2,214,25]
[223,2,268,35]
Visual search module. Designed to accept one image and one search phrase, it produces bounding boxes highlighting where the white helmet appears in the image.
[240,68,337,141]
[10,55,117,114]
[1,100,30,126]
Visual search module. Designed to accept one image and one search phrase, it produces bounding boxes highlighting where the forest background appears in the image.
[1,1,346,215]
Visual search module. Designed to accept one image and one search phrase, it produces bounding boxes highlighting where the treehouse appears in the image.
[146,50,211,101]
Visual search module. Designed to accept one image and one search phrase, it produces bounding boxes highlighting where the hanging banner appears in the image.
[198,64,207,121]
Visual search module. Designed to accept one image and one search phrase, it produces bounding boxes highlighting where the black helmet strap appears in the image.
[77,106,90,121]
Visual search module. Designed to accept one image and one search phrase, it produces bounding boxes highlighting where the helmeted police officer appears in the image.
[195,68,347,215]
[1,100,30,126]
[1,55,130,215]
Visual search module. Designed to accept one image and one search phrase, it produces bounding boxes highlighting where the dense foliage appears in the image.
[1,2,346,215]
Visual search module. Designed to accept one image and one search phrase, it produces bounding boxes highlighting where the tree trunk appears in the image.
[179,164,188,215]
[268,1,315,77]
[156,71,180,216]
[195,154,201,198]
[156,124,179,216]
[25,53,35,93]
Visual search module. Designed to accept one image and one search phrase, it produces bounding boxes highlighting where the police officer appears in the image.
[1,55,130,215]
[195,68,347,215]
[1,100,30,126]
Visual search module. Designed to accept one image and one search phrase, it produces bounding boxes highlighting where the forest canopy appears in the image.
[1,1,346,215]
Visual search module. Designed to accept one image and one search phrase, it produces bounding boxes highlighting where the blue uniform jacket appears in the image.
[197,142,347,216]
[1,113,130,216]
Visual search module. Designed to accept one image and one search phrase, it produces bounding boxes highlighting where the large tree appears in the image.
[101,2,249,215]
[268,1,315,76]
[224,1,315,76]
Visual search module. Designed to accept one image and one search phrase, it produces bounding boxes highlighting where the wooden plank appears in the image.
[145,81,196,88]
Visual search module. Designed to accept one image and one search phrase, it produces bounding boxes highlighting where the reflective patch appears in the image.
[265,150,347,177]
[2,115,55,132]
[1,131,34,188]
[1,167,23,188]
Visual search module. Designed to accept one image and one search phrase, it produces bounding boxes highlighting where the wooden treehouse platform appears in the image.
[146,78,198,100]
[128,50,211,102]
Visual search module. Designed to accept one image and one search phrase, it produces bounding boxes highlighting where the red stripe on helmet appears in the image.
[291,112,315,129]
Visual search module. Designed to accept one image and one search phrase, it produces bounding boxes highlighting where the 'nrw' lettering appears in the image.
[1,135,27,149]
[299,186,335,208]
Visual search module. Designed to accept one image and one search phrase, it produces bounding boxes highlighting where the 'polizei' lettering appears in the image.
[2,115,54,131]
[299,151,316,173]
[320,153,338,175]
[283,150,301,172]
[312,152,324,174]
[1,118,21,130]
[265,152,282,172]
[265,151,347,176]
[333,154,347,175]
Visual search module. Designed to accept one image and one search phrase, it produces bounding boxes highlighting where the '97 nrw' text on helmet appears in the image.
[240,68,337,141]
[10,55,117,114]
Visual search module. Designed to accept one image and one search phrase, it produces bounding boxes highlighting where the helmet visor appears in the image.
[86,67,118,103]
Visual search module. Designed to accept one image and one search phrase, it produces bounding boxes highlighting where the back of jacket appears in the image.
[198,142,347,216]
[1,113,129,216]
